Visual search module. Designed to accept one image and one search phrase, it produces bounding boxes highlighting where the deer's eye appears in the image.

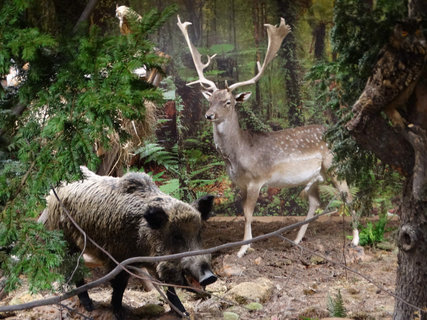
[226,100,231,106]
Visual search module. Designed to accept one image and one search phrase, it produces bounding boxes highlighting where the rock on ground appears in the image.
[225,277,274,305]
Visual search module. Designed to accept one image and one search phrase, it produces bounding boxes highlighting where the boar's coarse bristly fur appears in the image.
[43,166,216,318]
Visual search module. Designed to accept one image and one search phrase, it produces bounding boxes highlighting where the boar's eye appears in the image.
[172,233,185,245]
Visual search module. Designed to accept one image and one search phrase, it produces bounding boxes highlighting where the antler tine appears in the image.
[177,15,218,92]
[228,17,291,92]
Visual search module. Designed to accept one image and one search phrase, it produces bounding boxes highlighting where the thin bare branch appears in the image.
[1,207,422,314]
[0,208,333,314]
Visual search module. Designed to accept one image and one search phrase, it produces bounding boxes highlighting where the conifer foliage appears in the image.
[0,0,175,292]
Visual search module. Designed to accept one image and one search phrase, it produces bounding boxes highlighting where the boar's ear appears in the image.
[144,207,168,229]
[193,195,215,221]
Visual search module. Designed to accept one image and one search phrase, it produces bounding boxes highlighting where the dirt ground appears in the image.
[0,214,399,320]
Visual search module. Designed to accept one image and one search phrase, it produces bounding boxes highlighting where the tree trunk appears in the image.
[313,22,326,60]
[182,0,203,46]
[252,0,263,112]
[231,0,239,82]
[393,1,427,315]
[276,0,303,126]
[394,176,427,319]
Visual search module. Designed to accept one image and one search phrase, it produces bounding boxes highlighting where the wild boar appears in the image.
[42,166,217,319]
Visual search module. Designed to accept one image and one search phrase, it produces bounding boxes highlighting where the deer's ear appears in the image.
[201,90,212,101]
[235,92,252,103]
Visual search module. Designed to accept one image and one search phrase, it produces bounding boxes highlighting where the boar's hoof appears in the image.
[200,269,217,287]
[78,292,94,311]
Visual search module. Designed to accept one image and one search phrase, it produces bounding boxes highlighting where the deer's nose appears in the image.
[205,113,215,120]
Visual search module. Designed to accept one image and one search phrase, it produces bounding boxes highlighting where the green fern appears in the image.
[358,213,388,247]
[318,184,359,214]
[327,289,347,317]
[135,142,179,174]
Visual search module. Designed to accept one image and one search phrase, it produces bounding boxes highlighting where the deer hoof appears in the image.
[237,245,250,258]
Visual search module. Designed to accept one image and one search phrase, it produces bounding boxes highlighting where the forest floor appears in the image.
[1,214,399,320]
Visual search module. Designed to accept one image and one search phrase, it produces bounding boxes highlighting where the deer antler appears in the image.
[228,18,291,92]
[177,15,218,92]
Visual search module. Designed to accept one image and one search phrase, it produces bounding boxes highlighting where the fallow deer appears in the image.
[177,16,360,257]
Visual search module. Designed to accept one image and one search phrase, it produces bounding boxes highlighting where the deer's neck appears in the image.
[212,110,246,167]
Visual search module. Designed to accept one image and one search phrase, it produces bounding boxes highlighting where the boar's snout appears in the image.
[199,268,217,286]
[182,255,217,289]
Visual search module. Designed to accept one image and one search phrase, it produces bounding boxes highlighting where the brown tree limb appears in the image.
[347,113,414,176]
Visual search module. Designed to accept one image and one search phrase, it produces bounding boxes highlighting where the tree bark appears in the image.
[348,114,413,176]
[394,176,427,319]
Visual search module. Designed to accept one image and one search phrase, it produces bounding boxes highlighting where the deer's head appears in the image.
[203,90,251,123]
[177,15,290,123]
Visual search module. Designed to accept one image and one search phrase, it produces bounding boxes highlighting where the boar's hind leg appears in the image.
[110,270,130,319]
[166,286,188,316]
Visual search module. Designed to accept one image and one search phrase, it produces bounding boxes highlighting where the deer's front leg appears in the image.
[237,184,261,258]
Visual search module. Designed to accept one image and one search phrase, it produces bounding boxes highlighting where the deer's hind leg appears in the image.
[323,152,360,246]
[237,183,262,258]
[330,175,360,246]
[295,184,320,244]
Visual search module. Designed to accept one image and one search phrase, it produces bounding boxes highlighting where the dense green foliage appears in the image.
[0,0,175,291]
[306,0,407,218]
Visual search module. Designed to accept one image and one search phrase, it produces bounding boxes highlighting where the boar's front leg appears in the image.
[166,286,189,317]
[76,279,94,311]
[110,270,130,319]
